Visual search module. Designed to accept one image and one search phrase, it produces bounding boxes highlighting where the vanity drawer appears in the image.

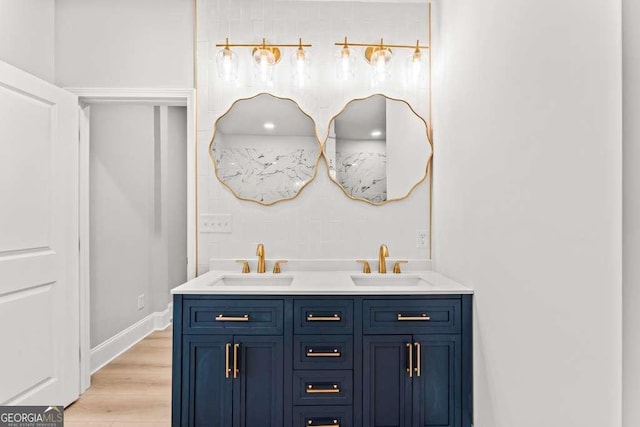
[293,406,352,427]
[363,298,461,334]
[294,335,353,369]
[183,299,283,334]
[294,299,353,334]
[293,370,352,406]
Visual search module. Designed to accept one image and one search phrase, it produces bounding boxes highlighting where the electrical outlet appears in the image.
[200,214,232,233]
[137,294,145,310]
[416,230,429,248]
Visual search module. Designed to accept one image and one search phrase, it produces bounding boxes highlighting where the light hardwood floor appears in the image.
[64,327,172,427]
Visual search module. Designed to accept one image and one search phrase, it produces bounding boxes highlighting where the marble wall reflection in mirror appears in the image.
[323,94,432,205]
[210,93,321,205]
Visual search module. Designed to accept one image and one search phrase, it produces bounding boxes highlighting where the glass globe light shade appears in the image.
[216,47,239,82]
[253,48,277,84]
[370,48,392,86]
[291,47,311,88]
[336,46,356,81]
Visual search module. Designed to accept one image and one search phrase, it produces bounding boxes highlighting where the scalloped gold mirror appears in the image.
[323,94,432,205]
[210,93,321,205]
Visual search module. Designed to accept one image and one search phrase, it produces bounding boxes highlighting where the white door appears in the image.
[0,60,80,406]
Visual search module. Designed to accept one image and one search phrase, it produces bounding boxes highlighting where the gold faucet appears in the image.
[256,243,266,273]
[378,244,389,274]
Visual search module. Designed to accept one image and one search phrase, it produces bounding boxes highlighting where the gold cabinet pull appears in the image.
[306,384,340,394]
[235,259,250,273]
[225,343,231,378]
[307,313,341,321]
[216,314,250,322]
[306,348,341,357]
[306,420,339,426]
[392,260,408,273]
[397,313,431,321]
[356,259,371,273]
[414,342,421,377]
[406,343,413,378]
[233,343,240,378]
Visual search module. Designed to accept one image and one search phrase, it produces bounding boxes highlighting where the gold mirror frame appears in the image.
[321,94,433,206]
[209,93,323,206]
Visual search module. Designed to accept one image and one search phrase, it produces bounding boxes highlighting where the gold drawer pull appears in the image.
[406,342,413,378]
[306,348,341,357]
[306,384,340,394]
[307,420,339,426]
[233,343,239,378]
[414,342,421,377]
[397,313,430,321]
[216,314,249,322]
[307,314,341,321]
[225,343,231,378]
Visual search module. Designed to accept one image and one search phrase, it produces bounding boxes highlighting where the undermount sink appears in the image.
[350,274,425,287]
[212,274,294,287]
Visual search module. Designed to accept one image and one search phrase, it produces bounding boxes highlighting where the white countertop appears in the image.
[171,265,473,295]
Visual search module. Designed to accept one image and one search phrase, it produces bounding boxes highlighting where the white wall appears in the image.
[197,0,431,270]
[90,104,155,347]
[167,106,188,295]
[433,0,622,426]
[0,0,55,82]
[623,0,640,424]
[55,0,194,88]
[89,104,187,347]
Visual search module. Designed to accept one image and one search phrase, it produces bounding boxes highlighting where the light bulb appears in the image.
[370,48,391,86]
[291,47,310,89]
[253,47,276,85]
[215,46,238,82]
[374,53,386,81]
[222,51,233,79]
[406,48,423,86]
[259,51,269,81]
[336,46,355,81]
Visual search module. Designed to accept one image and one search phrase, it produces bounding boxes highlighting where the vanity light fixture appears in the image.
[215,38,239,82]
[406,40,425,86]
[252,39,280,85]
[336,37,356,81]
[215,38,312,86]
[291,38,311,88]
[365,39,393,85]
[334,38,429,87]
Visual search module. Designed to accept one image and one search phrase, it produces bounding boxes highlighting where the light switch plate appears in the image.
[201,214,233,233]
[416,230,428,248]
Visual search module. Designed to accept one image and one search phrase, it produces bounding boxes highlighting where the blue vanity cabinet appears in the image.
[173,296,285,427]
[362,297,470,427]
[292,298,355,427]
[362,335,414,427]
[172,294,473,427]
[181,335,233,427]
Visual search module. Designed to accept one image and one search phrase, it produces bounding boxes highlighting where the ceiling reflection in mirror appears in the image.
[323,94,432,205]
[210,93,321,205]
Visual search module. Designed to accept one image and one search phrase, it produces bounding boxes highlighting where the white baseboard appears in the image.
[90,302,173,374]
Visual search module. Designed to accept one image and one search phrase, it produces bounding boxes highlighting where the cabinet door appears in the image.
[233,335,284,427]
[363,335,413,427]
[182,335,233,427]
[412,335,461,427]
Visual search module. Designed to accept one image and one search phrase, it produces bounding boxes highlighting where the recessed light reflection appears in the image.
[264,122,275,130]
[371,130,382,137]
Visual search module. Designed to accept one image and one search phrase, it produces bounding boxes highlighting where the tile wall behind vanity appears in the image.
[196,0,431,271]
